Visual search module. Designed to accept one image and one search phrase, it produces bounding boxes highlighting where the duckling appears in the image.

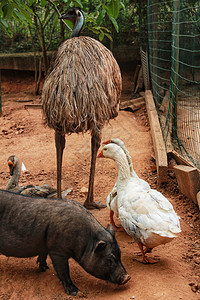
[98,143,181,263]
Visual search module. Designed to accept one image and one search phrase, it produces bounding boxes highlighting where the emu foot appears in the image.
[84,201,106,210]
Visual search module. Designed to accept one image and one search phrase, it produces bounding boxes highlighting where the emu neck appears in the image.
[6,162,20,190]
[71,13,84,37]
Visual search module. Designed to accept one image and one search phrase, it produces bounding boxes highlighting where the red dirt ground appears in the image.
[0,70,199,300]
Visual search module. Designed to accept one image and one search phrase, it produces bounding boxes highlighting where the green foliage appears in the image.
[0,0,140,53]
[0,0,33,36]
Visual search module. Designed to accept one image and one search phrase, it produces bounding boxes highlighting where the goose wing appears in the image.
[118,190,181,240]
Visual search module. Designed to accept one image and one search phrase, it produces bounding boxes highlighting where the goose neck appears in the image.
[6,162,20,190]
[115,155,130,182]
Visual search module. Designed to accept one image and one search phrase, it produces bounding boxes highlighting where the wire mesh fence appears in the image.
[147,0,200,169]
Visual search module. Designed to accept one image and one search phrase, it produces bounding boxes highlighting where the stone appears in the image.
[80,187,88,194]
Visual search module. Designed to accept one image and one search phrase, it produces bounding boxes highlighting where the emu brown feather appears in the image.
[42,36,122,135]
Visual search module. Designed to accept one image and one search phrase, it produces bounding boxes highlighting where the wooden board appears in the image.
[145,90,168,184]
[24,104,42,109]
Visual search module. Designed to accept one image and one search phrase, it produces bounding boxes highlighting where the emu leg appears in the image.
[84,133,106,209]
[55,131,66,199]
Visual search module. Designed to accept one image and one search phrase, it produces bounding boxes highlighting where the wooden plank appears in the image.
[24,104,42,109]
[168,150,193,167]
[173,165,200,204]
[15,99,33,103]
[145,90,168,184]
[120,97,145,109]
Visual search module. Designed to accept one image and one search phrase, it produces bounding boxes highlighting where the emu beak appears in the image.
[59,13,70,20]
[97,150,104,158]
[103,140,111,145]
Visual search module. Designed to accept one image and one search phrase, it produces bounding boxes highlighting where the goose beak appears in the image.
[103,140,111,145]
[97,150,104,158]
[8,161,14,176]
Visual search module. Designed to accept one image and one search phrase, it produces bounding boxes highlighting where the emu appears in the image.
[42,7,122,209]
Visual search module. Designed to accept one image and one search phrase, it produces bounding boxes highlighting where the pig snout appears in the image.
[109,263,131,285]
[121,273,131,285]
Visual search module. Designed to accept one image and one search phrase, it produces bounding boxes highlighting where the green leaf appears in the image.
[95,4,102,15]
[0,0,9,9]
[73,0,83,8]
[0,18,8,28]
[104,32,113,41]
[13,8,28,25]
[52,13,58,27]
[16,6,33,24]
[41,0,47,7]
[96,9,106,25]
[119,1,125,10]
[107,0,120,19]
[0,18,13,36]
[108,15,119,32]
[99,31,104,41]
[28,0,36,5]
[2,3,14,19]
[12,0,34,15]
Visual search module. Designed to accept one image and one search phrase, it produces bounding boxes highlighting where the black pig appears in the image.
[0,189,130,295]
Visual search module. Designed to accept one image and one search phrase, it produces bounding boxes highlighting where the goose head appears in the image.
[103,138,125,148]
[7,155,19,176]
[97,143,131,180]
[59,7,84,37]
[97,143,125,161]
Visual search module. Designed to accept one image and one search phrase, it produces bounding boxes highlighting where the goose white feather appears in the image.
[104,138,148,229]
[98,142,181,263]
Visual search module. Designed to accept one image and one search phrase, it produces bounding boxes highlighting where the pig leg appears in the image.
[37,254,49,272]
[50,253,79,296]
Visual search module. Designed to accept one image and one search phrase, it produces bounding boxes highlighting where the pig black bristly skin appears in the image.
[0,189,130,296]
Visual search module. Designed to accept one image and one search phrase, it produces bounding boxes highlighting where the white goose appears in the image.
[6,155,68,198]
[103,138,148,229]
[97,143,181,263]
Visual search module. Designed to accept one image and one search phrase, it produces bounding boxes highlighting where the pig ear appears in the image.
[94,241,106,253]
[106,224,115,236]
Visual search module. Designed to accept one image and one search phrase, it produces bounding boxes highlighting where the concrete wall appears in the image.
[0,46,140,72]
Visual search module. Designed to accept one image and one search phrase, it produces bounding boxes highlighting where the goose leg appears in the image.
[84,133,106,209]
[138,242,158,264]
[55,131,66,199]
[110,210,121,231]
